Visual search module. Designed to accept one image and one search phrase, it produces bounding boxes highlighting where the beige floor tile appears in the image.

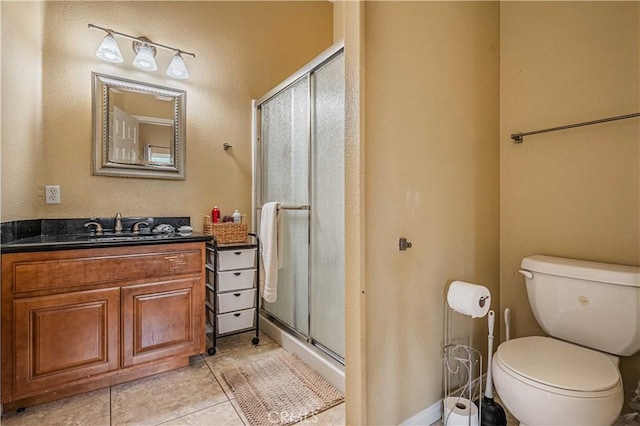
[0,330,342,426]
[229,398,251,425]
[204,332,282,376]
[111,357,228,426]
[160,401,245,426]
[206,330,276,357]
[0,388,110,426]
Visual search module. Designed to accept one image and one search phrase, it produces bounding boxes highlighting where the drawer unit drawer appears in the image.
[217,269,256,292]
[205,283,214,306]
[217,249,256,271]
[217,308,255,335]
[217,289,256,314]
[205,303,215,326]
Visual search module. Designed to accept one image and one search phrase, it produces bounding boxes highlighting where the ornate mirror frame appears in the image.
[92,72,186,179]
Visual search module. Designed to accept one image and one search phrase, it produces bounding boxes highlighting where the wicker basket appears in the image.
[203,221,248,244]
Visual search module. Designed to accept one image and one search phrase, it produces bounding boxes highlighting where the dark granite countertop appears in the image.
[1,217,213,253]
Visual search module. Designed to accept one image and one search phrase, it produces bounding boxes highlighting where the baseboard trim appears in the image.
[400,373,488,425]
[400,400,442,426]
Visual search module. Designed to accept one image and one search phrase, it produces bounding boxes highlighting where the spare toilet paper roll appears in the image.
[443,397,479,426]
[447,281,491,318]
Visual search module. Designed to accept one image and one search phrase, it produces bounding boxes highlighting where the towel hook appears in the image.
[399,237,413,251]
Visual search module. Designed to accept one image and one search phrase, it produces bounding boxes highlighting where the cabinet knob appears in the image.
[234,252,242,255]
[233,313,241,317]
[233,293,241,297]
[234,272,241,276]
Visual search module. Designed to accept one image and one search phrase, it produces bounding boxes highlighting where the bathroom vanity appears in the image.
[0,218,212,412]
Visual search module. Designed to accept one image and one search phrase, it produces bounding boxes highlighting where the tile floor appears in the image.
[1,331,346,426]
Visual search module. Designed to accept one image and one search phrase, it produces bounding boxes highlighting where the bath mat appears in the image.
[221,352,344,426]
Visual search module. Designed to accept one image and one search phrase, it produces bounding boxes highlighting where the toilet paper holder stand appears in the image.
[443,297,484,425]
[443,342,483,425]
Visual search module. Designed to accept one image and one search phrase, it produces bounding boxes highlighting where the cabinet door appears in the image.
[13,288,120,398]
[122,277,203,367]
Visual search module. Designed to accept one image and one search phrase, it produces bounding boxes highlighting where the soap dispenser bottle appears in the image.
[232,210,241,223]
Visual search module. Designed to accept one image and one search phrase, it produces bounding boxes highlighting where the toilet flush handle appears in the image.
[518,269,534,279]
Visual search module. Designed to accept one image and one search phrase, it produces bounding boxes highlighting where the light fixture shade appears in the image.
[96,34,123,63]
[166,53,189,79]
[133,44,158,71]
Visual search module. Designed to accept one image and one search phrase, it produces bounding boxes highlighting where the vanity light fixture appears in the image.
[88,24,195,79]
[132,39,158,72]
[166,52,189,79]
[95,32,124,63]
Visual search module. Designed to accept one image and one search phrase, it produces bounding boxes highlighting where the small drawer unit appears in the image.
[205,236,260,355]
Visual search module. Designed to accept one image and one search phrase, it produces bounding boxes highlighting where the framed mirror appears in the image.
[92,73,186,179]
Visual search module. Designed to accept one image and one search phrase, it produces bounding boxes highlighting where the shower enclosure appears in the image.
[252,44,345,362]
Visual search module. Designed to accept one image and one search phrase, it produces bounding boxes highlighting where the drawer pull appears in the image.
[234,293,241,297]
[234,313,241,317]
[234,252,242,255]
[234,272,241,276]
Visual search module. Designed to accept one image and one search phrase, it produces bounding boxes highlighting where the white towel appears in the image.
[259,201,283,303]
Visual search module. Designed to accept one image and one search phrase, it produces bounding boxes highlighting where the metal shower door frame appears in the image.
[252,42,345,364]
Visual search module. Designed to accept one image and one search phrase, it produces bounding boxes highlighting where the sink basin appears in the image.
[74,232,174,241]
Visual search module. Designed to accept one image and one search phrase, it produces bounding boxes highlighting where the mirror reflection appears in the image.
[92,73,186,179]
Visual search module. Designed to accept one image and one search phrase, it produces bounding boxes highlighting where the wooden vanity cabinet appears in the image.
[1,242,205,411]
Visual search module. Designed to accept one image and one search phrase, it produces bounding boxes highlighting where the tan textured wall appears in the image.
[364,2,500,423]
[2,1,333,227]
[1,2,45,220]
[333,0,345,43]
[500,1,640,410]
[343,2,365,424]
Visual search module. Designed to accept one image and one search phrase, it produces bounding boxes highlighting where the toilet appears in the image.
[492,255,640,426]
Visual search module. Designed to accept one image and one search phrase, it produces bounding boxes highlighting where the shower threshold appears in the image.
[259,312,345,394]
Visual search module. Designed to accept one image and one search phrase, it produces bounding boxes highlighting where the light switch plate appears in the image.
[45,185,61,204]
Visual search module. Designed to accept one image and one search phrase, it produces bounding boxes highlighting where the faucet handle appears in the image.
[84,222,104,236]
[131,221,149,234]
[114,212,123,233]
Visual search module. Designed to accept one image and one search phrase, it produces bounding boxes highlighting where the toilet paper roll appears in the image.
[443,397,479,426]
[447,281,491,318]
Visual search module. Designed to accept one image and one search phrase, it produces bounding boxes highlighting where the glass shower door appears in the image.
[257,49,345,362]
[309,53,345,359]
[260,76,310,337]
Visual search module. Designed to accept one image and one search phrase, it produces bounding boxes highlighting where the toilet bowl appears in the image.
[494,255,639,425]
[492,336,623,426]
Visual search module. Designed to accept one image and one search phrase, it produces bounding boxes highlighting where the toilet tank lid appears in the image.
[521,255,640,287]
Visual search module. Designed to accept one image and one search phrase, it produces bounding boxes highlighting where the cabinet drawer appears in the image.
[217,289,256,314]
[8,246,203,294]
[217,249,256,271]
[217,308,255,335]
[217,269,256,292]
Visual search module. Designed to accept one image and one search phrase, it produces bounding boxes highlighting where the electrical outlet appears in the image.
[45,185,61,204]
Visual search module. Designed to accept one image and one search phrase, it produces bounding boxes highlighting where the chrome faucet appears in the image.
[131,221,149,234]
[84,221,104,236]
[114,212,123,234]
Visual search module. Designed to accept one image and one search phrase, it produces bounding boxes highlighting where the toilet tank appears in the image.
[520,255,640,356]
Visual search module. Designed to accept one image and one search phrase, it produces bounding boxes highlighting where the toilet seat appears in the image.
[494,336,621,398]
